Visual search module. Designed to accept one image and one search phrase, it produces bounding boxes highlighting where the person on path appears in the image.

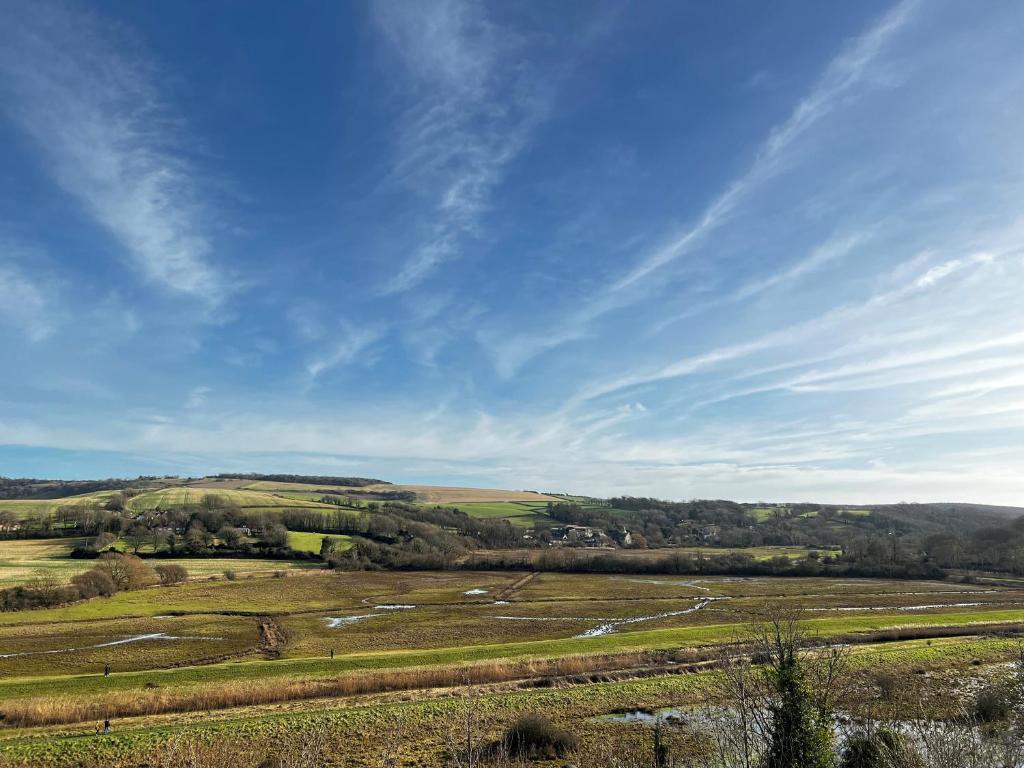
[104,663,110,677]
[103,719,111,734]
[330,648,334,659]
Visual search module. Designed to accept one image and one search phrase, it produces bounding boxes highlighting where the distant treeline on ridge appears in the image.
[212,473,388,487]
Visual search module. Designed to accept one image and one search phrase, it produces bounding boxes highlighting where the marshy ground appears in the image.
[2,570,1023,765]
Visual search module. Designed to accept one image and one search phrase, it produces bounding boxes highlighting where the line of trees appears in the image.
[212,473,388,487]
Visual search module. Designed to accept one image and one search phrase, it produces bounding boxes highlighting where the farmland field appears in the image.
[2,568,1024,766]
[4,481,1021,765]
[0,487,339,521]
[287,531,352,553]
[450,501,553,526]
[0,538,322,586]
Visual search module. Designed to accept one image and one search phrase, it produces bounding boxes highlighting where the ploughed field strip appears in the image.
[3,570,1024,765]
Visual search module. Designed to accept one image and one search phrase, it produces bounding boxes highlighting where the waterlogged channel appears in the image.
[576,598,723,637]
[0,632,224,659]
[324,604,418,627]
[488,597,727,638]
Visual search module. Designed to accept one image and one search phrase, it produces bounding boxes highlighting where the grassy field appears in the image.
[0,617,1020,765]
[3,544,1024,765]
[0,481,559,523]
[287,531,352,553]
[0,492,116,518]
[0,538,322,587]
[2,570,1022,679]
[232,480,562,504]
[0,537,85,582]
[0,485,342,521]
[125,487,338,512]
[448,500,552,526]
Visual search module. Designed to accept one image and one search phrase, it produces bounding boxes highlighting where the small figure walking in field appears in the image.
[330,648,334,659]
[104,663,111,677]
[95,723,100,736]
[103,719,111,734]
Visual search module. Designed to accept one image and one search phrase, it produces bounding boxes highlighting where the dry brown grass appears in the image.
[0,649,707,728]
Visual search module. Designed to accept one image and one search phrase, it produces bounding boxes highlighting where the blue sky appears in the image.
[1,0,1023,503]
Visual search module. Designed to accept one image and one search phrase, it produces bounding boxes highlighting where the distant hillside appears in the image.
[886,502,1024,519]
[0,476,174,500]
[210,473,388,487]
[3,476,1024,579]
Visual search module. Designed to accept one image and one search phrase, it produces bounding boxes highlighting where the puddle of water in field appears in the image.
[493,600,510,605]
[489,598,725,637]
[493,616,597,622]
[823,602,988,612]
[614,581,712,593]
[323,615,376,628]
[464,588,489,595]
[0,632,223,659]
[596,707,685,725]
[802,589,1000,598]
[576,599,720,638]
[375,604,416,610]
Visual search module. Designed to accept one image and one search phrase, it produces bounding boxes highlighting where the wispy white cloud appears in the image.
[648,232,868,335]
[731,234,867,302]
[373,0,552,294]
[0,2,224,300]
[607,0,916,295]
[480,326,589,381]
[0,259,57,342]
[306,324,385,380]
[184,386,212,410]
[482,1,918,375]
[4,392,1024,504]
[571,247,1013,407]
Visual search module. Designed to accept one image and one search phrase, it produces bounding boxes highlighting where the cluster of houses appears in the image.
[540,522,722,548]
[545,524,631,547]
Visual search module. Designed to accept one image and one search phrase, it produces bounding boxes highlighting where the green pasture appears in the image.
[449,501,551,526]
[126,487,337,512]
[287,531,352,554]
[0,538,321,586]
[0,485,341,522]
[747,506,785,521]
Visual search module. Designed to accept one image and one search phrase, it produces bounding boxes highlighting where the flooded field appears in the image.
[3,570,1024,766]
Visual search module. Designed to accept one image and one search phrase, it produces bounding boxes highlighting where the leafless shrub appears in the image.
[696,606,849,768]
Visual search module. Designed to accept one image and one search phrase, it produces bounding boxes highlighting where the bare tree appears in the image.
[378,714,405,768]
[699,606,847,768]
[444,686,486,768]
